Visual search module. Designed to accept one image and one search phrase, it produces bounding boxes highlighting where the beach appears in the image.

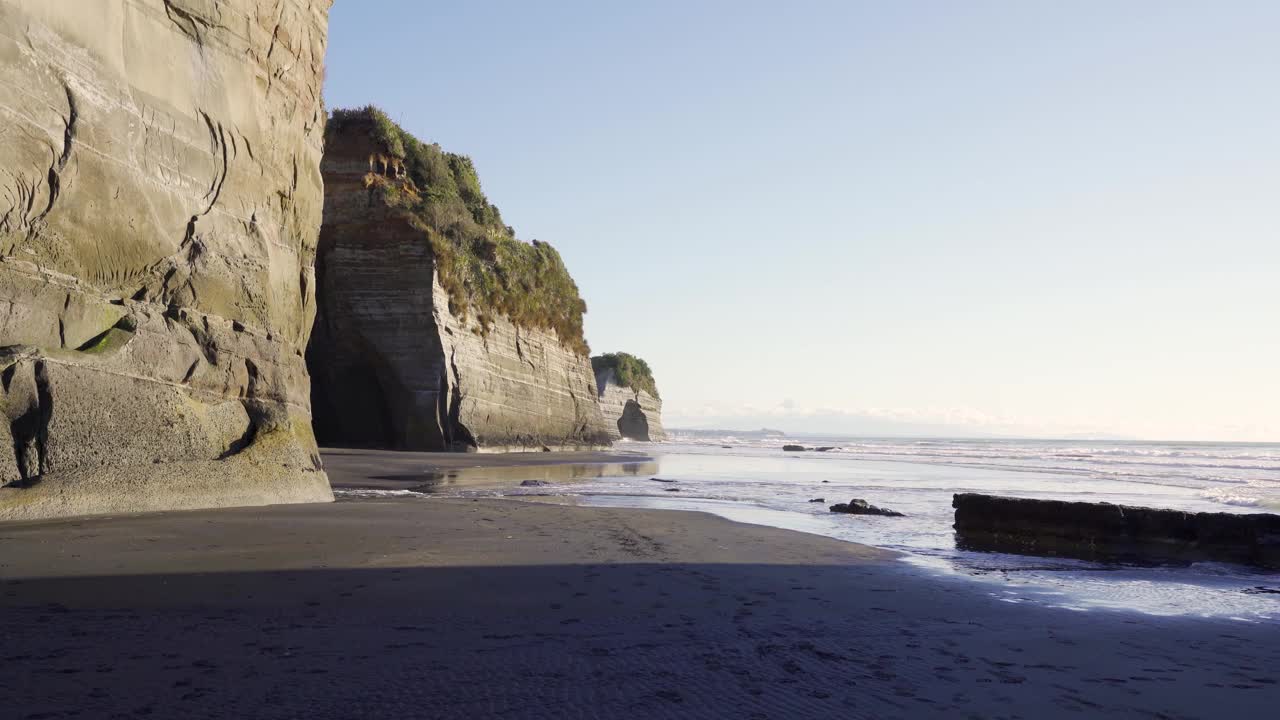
[329,439,1280,620]
[4,452,1279,718]
[2,3,1273,719]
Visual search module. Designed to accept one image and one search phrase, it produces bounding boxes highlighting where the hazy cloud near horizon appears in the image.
[663,401,1276,442]
[325,1,1279,443]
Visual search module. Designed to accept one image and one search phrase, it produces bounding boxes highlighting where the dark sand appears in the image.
[2,456,1279,718]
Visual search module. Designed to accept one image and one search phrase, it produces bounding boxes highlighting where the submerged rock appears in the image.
[830,499,904,517]
[808,498,825,503]
[783,445,808,452]
[0,0,334,520]
[519,480,551,487]
[953,493,1280,568]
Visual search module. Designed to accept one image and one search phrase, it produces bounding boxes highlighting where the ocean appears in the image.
[425,434,1280,621]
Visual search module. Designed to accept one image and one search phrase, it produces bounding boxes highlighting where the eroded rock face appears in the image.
[0,0,334,519]
[595,368,665,442]
[953,493,1280,568]
[308,126,612,452]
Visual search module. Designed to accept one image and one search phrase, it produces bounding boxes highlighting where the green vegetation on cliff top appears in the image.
[327,106,589,356]
[592,353,659,399]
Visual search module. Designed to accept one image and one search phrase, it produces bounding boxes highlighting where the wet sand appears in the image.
[322,446,659,491]
[2,478,1279,717]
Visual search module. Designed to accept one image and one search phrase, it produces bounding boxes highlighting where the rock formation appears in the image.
[0,0,334,520]
[829,499,904,517]
[593,354,664,442]
[308,109,611,451]
[953,493,1280,568]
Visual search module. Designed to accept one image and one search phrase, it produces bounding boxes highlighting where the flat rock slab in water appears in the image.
[782,445,808,452]
[953,493,1280,569]
[829,499,904,517]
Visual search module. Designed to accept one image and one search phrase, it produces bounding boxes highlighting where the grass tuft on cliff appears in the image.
[592,353,659,399]
[327,106,589,356]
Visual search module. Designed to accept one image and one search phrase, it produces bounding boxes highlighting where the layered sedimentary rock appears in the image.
[953,493,1280,568]
[0,0,334,519]
[595,368,665,442]
[308,116,611,451]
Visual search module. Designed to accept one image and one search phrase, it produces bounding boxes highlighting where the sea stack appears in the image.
[308,108,611,451]
[593,353,665,442]
[0,0,335,520]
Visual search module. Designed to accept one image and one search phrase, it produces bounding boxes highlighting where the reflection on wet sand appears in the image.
[321,447,658,493]
[410,462,660,492]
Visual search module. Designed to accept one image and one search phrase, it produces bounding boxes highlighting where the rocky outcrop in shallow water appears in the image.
[308,118,611,452]
[0,0,334,519]
[953,493,1280,568]
[830,499,904,517]
[595,367,664,442]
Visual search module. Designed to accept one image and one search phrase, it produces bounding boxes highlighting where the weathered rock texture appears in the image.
[595,368,664,442]
[953,493,1280,568]
[830,499,904,517]
[309,124,611,452]
[0,0,334,520]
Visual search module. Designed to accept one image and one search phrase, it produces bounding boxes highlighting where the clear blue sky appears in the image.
[325,1,1278,441]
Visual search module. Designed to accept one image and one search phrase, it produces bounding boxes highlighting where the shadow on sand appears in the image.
[5,561,1279,719]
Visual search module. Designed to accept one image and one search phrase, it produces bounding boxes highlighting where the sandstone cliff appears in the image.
[308,110,611,451]
[0,0,334,519]
[593,354,665,442]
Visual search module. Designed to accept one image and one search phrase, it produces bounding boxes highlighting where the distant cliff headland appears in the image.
[307,107,618,452]
[0,5,664,520]
[593,353,665,442]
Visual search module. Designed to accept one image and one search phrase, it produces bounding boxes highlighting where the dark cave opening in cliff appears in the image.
[310,364,396,449]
